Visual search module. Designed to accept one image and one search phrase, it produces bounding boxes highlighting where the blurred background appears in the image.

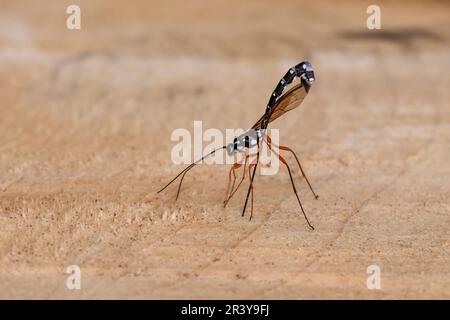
[0,0,449,299]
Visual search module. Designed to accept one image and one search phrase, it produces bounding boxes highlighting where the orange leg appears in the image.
[264,135,318,199]
[224,162,242,205]
[263,137,314,229]
[224,154,252,205]
[224,155,250,207]
[226,149,260,211]
[241,144,261,218]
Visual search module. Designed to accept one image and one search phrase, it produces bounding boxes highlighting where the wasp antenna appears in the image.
[175,163,197,200]
[157,146,226,194]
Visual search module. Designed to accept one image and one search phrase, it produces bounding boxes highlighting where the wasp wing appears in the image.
[252,83,309,130]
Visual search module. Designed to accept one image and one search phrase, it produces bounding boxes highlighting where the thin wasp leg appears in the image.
[264,139,314,230]
[224,155,249,207]
[228,166,238,200]
[242,146,260,217]
[279,145,319,199]
[224,162,240,205]
[265,135,318,199]
[248,161,256,221]
[229,155,249,201]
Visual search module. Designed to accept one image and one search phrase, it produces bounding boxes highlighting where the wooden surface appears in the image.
[0,0,449,299]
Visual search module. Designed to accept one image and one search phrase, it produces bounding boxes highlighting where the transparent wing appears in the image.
[252,83,309,130]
